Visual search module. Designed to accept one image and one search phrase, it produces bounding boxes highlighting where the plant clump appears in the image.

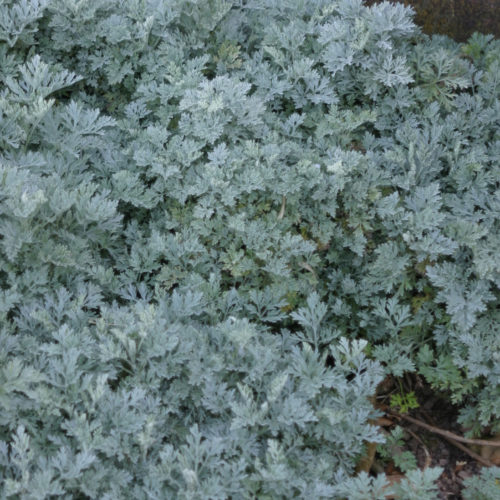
[0,1,498,498]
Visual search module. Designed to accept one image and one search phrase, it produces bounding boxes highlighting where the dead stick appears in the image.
[388,411,500,447]
[404,428,432,470]
[391,412,494,468]
[418,408,495,468]
[440,433,494,468]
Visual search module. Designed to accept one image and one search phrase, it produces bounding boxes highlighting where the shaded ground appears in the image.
[364,0,500,42]
[400,406,481,498]
[374,378,488,499]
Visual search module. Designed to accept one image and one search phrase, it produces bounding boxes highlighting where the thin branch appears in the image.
[418,408,496,468]
[440,433,495,468]
[405,427,432,470]
[391,412,494,468]
[388,411,500,447]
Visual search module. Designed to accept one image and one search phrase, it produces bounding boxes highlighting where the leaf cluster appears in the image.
[1,0,499,497]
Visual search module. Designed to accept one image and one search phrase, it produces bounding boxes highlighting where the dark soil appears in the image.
[364,0,500,42]
[401,407,481,498]
[376,378,486,499]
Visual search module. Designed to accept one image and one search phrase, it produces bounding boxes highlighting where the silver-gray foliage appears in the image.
[1,0,498,497]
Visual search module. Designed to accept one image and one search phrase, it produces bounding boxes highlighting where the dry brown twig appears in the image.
[388,411,500,447]
[404,427,432,470]
[440,433,495,468]
[389,411,496,468]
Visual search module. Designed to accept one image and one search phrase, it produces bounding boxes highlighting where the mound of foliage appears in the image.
[0,0,499,497]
